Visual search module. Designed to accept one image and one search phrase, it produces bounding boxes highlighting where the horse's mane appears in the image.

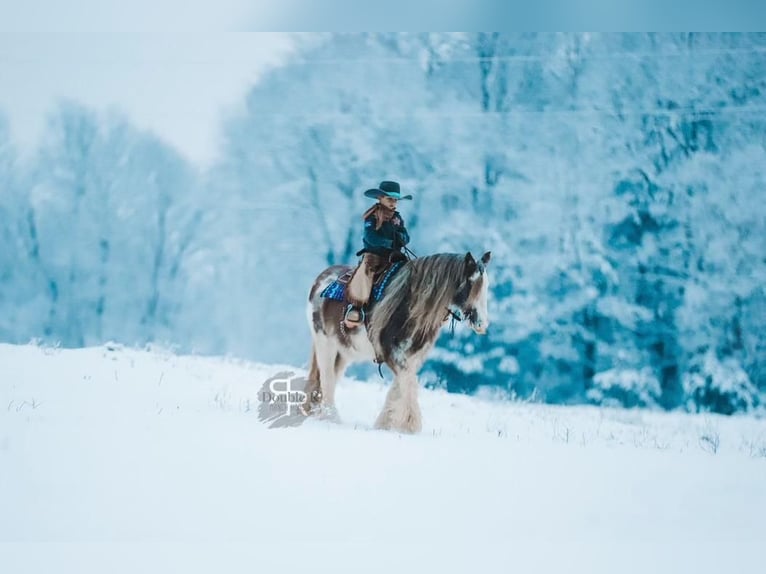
[368,253,466,355]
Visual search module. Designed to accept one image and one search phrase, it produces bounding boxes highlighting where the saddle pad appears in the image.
[320,279,347,302]
[371,261,404,302]
[320,261,405,303]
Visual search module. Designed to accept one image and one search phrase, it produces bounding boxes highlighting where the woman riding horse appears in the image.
[344,180,412,329]
[305,180,491,433]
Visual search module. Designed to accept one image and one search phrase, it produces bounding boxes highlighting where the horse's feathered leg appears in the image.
[374,375,400,431]
[300,342,322,416]
[334,353,349,384]
[313,333,341,422]
[374,366,422,434]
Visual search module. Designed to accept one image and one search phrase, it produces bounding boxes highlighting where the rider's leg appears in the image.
[345,254,377,326]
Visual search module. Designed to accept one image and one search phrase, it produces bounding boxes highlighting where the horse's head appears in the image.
[452,251,492,335]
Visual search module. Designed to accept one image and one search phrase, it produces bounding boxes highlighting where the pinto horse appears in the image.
[304,251,491,433]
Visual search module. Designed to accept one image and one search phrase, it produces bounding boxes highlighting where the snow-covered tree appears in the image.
[23,101,200,347]
[1,33,764,414]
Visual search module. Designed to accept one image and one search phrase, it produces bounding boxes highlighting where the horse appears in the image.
[303,251,491,433]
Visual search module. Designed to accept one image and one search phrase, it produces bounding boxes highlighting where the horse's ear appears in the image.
[464,252,477,276]
[481,251,492,266]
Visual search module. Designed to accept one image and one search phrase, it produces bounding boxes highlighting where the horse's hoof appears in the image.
[299,403,313,417]
[374,413,392,431]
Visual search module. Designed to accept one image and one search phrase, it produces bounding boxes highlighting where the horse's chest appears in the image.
[342,327,377,362]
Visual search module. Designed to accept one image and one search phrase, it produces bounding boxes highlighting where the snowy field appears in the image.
[1,342,765,573]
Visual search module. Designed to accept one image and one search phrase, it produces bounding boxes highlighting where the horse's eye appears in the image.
[454,282,470,307]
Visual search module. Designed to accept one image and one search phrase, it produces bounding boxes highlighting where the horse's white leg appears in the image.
[375,368,422,433]
[301,341,322,416]
[313,334,341,422]
[334,353,349,385]
[392,369,422,433]
[374,376,401,431]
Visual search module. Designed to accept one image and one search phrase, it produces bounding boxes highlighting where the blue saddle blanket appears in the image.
[321,261,405,303]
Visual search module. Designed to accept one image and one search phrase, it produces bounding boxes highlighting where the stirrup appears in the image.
[344,304,365,325]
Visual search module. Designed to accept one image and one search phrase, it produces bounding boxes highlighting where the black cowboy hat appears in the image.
[363,180,413,200]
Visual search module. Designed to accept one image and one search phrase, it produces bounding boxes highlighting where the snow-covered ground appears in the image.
[1,342,765,573]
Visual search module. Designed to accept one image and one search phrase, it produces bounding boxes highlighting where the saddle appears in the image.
[320,259,406,304]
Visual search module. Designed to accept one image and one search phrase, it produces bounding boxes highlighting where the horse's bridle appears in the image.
[445,305,464,323]
[446,260,485,329]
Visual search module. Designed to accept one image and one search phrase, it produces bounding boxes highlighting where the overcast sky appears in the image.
[0,32,294,166]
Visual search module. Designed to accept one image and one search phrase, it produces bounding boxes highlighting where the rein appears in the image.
[445,306,464,335]
[445,307,464,322]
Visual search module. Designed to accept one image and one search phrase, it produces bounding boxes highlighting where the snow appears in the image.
[1,342,765,572]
